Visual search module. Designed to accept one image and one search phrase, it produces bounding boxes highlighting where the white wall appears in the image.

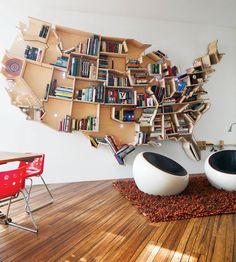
[0,3,235,183]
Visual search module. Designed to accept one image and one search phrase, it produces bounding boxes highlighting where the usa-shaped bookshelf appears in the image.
[1,17,224,164]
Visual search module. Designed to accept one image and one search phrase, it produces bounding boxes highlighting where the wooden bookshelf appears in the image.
[1,17,224,162]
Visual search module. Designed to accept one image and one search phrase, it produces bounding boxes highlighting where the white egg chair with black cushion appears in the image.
[205,149,236,191]
[133,152,189,196]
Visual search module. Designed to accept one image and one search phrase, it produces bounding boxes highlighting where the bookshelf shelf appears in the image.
[68,75,103,82]
[47,95,72,102]
[73,99,101,105]
[1,17,224,163]
[100,52,127,58]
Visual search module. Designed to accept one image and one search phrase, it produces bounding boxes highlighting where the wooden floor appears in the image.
[0,180,235,262]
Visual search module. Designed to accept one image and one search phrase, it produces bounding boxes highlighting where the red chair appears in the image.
[19,154,54,212]
[0,164,38,233]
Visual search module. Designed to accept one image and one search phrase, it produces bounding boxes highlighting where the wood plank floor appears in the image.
[0,180,235,262]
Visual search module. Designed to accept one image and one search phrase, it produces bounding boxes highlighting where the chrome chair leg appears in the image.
[5,191,38,233]
[25,176,54,213]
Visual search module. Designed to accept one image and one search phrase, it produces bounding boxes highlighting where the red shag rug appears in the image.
[113,176,236,222]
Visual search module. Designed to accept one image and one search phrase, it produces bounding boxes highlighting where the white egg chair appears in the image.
[205,149,236,191]
[133,152,189,196]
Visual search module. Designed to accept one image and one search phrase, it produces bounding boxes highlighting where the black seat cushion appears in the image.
[209,150,236,174]
[143,152,187,176]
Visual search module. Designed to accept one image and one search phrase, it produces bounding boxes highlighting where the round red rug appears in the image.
[113,176,236,222]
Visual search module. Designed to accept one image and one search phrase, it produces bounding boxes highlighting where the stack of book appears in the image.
[151,117,163,138]
[106,89,135,104]
[76,85,105,103]
[39,25,49,39]
[130,71,149,85]
[99,55,108,68]
[101,41,124,54]
[98,69,107,80]
[70,57,97,79]
[137,93,154,107]
[177,117,189,134]
[24,46,42,62]
[148,63,161,74]
[104,135,135,165]
[54,86,73,99]
[126,60,140,68]
[108,74,128,87]
[162,97,176,105]
[164,117,175,134]
[138,108,157,126]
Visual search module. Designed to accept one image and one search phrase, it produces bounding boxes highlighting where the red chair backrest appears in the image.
[0,164,26,200]
[19,154,45,175]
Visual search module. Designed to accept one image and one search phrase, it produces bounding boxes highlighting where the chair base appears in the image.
[7,221,38,233]
[25,176,54,213]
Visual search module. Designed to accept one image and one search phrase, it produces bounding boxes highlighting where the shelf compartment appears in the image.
[71,103,100,132]
[55,25,101,55]
[22,61,53,101]
[18,17,51,44]
[42,98,73,130]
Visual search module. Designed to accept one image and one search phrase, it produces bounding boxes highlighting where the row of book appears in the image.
[135,131,149,145]
[59,115,98,132]
[126,60,140,69]
[151,116,163,138]
[63,35,100,56]
[147,63,161,75]
[106,89,136,104]
[24,46,42,62]
[76,85,105,103]
[100,41,126,54]
[69,57,97,79]
[39,25,49,39]
[108,74,128,87]
[137,93,154,107]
